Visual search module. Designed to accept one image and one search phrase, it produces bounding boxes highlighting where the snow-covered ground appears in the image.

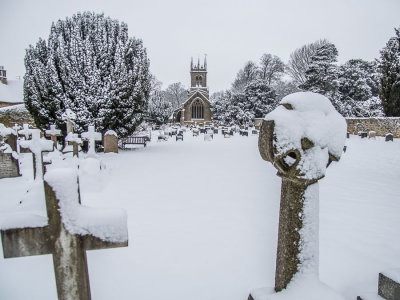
[0,131,399,300]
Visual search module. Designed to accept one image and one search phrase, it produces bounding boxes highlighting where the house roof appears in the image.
[0,79,24,103]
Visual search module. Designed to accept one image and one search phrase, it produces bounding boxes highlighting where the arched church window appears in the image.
[191,99,204,119]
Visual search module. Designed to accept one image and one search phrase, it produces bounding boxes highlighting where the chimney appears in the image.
[0,66,7,85]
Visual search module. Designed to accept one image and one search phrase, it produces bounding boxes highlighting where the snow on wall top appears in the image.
[44,161,128,243]
[0,80,23,103]
[265,92,346,181]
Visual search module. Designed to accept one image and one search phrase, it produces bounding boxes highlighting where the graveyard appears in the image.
[0,118,399,300]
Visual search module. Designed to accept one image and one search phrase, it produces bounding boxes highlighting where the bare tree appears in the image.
[287,39,329,85]
[163,82,188,109]
[259,54,285,85]
[231,61,259,93]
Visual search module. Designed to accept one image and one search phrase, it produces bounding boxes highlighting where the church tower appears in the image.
[190,57,208,91]
[173,56,212,125]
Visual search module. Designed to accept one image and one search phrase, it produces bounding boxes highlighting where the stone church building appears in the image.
[172,57,212,125]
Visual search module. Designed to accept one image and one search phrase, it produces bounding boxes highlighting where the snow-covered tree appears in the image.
[24,12,151,137]
[339,59,380,102]
[259,54,285,85]
[300,42,340,96]
[379,27,400,116]
[212,79,277,125]
[231,61,259,93]
[287,39,329,85]
[146,91,173,125]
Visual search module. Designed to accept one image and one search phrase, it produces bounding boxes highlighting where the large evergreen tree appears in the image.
[379,27,400,116]
[24,12,151,137]
[299,42,339,95]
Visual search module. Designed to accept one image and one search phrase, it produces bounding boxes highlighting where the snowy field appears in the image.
[0,131,400,300]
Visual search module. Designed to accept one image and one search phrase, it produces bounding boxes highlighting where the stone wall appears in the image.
[0,102,23,108]
[0,104,35,127]
[346,117,400,138]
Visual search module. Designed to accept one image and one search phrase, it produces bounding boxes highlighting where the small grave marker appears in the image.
[386,133,394,142]
[104,130,119,153]
[65,133,82,157]
[45,124,62,148]
[20,129,53,179]
[81,126,102,156]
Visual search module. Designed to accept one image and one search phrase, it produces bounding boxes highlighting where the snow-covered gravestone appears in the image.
[20,129,54,180]
[0,123,17,152]
[1,162,128,300]
[104,130,118,153]
[0,135,20,179]
[62,109,76,134]
[81,126,102,156]
[45,124,62,149]
[19,123,33,140]
[251,92,346,300]
[65,133,83,157]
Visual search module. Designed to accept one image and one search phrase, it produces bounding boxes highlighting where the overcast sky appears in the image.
[1,0,399,92]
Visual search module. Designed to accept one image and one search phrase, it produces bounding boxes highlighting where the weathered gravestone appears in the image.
[249,92,346,299]
[1,159,128,300]
[20,129,54,180]
[81,126,102,156]
[0,136,20,179]
[45,124,62,149]
[104,130,118,153]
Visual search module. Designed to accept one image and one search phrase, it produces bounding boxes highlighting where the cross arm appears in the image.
[83,234,128,251]
[1,226,53,258]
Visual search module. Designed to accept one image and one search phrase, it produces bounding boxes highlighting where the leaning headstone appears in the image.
[104,130,118,153]
[386,133,394,142]
[1,161,128,300]
[45,124,62,149]
[251,92,346,299]
[81,125,102,156]
[20,129,53,180]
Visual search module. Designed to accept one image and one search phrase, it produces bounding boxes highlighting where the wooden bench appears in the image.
[120,136,147,149]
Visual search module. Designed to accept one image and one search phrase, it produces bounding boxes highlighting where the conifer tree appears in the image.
[24,12,151,137]
[379,27,400,116]
[300,42,339,96]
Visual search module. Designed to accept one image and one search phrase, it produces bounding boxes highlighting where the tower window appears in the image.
[195,75,202,87]
[191,99,204,119]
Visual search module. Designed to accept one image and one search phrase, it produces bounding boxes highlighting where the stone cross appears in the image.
[81,126,102,156]
[12,123,21,134]
[19,129,54,179]
[45,124,62,148]
[62,109,76,134]
[65,133,82,157]
[251,92,346,299]
[19,123,33,140]
[1,166,128,300]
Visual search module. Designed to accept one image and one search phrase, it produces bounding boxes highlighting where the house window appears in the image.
[191,99,204,119]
